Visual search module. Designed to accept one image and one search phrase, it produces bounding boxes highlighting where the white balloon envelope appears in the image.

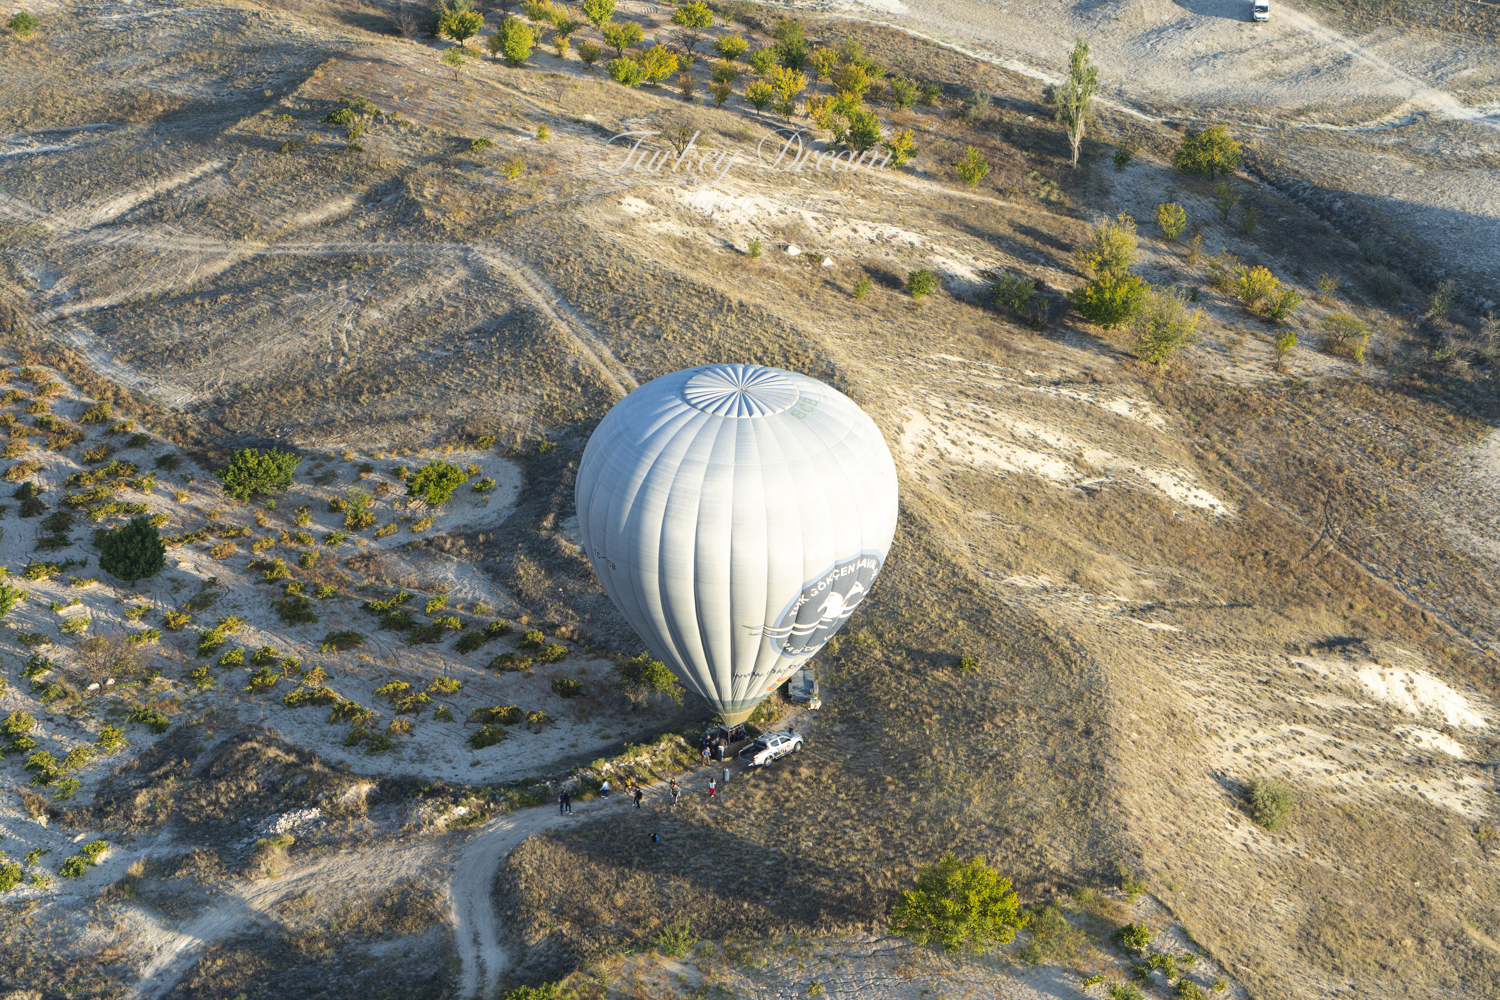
[575,364,900,725]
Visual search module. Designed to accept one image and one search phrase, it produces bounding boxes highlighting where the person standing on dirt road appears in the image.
[669,780,681,808]
[562,790,572,815]
[558,790,567,815]
[701,745,711,766]
[708,778,717,799]
[633,785,644,809]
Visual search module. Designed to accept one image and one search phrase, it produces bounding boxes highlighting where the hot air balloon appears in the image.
[575,364,899,726]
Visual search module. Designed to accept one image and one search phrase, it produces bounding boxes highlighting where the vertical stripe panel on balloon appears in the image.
[692,413,740,714]
[652,410,720,710]
[729,414,771,718]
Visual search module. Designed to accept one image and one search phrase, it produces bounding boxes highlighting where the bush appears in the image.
[1319,312,1371,363]
[1248,776,1292,829]
[318,630,366,653]
[638,44,677,84]
[8,10,40,35]
[601,19,642,57]
[1155,202,1186,241]
[1261,287,1301,322]
[888,852,1026,954]
[907,269,938,300]
[610,652,683,708]
[0,581,27,619]
[407,460,469,506]
[490,651,533,672]
[98,515,166,584]
[1273,328,1296,370]
[219,447,301,501]
[502,983,561,999]
[489,14,534,65]
[1131,286,1202,364]
[1116,922,1152,952]
[578,40,604,66]
[1172,124,1242,179]
[1173,981,1207,1000]
[470,725,509,749]
[1070,272,1147,329]
[714,33,748,59]
[954,147,989,187]
[1075,213,1138,278]
[1233,265,1278,307]
[551,677,585,698]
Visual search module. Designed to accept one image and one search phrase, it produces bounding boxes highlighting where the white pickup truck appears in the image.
[1252,0,1269,20]
[737,731,803,767]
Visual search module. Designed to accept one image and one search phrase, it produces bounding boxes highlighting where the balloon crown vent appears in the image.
[682,365,800,417]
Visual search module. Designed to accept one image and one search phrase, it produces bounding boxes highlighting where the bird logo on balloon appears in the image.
[752,553,883,657]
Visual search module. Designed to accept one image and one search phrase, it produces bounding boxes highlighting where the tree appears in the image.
[808,45,838,81]
[671,0,713,50]
[888,853,1027,954]
[607,57,644,86]
[1248,777,1293,829]
[769,65,807,118]
[611,652,684,709]
[1131,286,1202,364]
[489,14,534,65]
[1046,37,1098,169]
[747,46,778,76]
[1320,312,1371,363]
[954,146,989,187]
[601,19,642,57]
[637,44,677,84]
[219,447,301,501]
[844,108,882,152]
[406,460,470,506]
[578,40,604,67]
[1074,213,1137,278]
[1273,328,1297,371]
[1173,124,1242,179]
[98,516,167,585]
[882,128,917,166]
[1155,202,1186,241]
[744,79,774,114]
[580,0,613,28]
[551,16,582,56]
[442,47,466,79]
[439,6,483,46]
[713,33,748,60]
[772,17,807,69]
[1070,272,1147,328]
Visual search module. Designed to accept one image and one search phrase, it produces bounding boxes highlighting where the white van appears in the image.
[1252,0,1269,20]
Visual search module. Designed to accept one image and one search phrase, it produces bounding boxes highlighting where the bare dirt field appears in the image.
[2,0,1499,998]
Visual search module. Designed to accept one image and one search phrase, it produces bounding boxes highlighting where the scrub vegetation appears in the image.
[1,3,1498,1000]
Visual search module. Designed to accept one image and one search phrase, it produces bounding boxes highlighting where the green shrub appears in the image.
[551,677,585,698]
[747,238,762,259]
[888,852,1026,954]
[1273,328,1297,369]
[59,856,88,879]
[98,515,166,584]
[127,704,171,734]
[1106,982,1144,1000]
[601,18,642,57]
[1070,272,1147,329]
[655,917,694,958]
[1211,182,1240,219]
[954,146,989,187]
[1248,776,1292,829]
[0,581,28,619]
[0,862,22,891]
[610,652,682,707]
[474,704,525,725]
[714,33,747,59]
[95,725,128,753]
[490,651,533,672]
[1319,312,1371,363]
[1156,202,1186,241]
[8,10,40,36]
[1173,979,1207,999]
[1075,213,1138,277]
[218,447,301,501]
[502,983,561,1000]
[853,276,871,299]
[1172,125,1241,179]
[607,56,644,85]
[318,630,366,653]
[907,269,937,300]
[1116,922,1152,952]
[328,700,373,725]
[957,656,979,672]
[470,725,509,749]
[406,460,469,506]
[1131,286,1202,364]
